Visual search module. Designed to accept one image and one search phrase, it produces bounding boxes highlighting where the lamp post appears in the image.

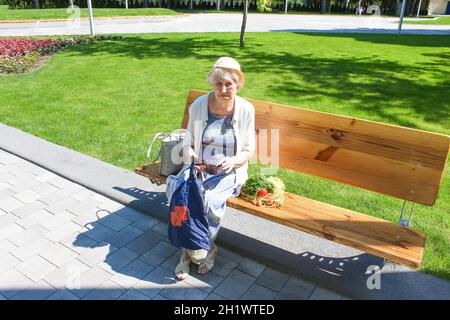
[398,0,407,35]
[87,0,95,36]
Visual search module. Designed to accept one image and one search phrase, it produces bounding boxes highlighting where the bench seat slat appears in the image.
[227,194,425,269]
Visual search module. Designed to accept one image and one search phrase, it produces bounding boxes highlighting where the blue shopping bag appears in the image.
[168,162,211,251]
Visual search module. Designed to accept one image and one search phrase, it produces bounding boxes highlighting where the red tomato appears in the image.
[257,188,268,197]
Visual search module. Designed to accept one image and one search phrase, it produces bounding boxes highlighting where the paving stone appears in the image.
[13,189,41,204]
[44,221,83,242]
[0,253,21,275]
[31,182,60,197]
[256,267,290,292]
[60,232,99,254]
[309,286,342,300]
[110,259,154,288]
[0,223,24,242]
[70,266,113,298]
[11,158,32,168]
[0,269,35,299]
[160,284,209,300]
[236,258,267,278]
[47,177,82,192]
[0,197,25,212]
[38,189,73,206]
[44,197,79,215]
[98,247,140,274]
[83,280,127,300]
[0,213,19,227]
[15,255,58,282]
[71,189,97,202]
[160,250,182,272]
[9,280,56,300]
[152,294,168,300]
[80,222,117,243]
[105,225,144,248]
[0,240,18,257]
[0,293,6,300]
[92,194,110,203]
[8,169,35,181]
[20,164,48,176]
[139,240,178,267]
[39,243,79,267]
[151,222,169,237]
[218,247,245,264]
[0,181,11,192]
[66,199,101,216]
[118,288,151,300]
[0,172,16,184]
[97,212,131,232]
[8,179,41,194]
[34,172,58,183]
[97,200,124,213]
[8,224,49,247]
[40,210,76,230]
[0,189,14,201]
[15,209,53,229]
[213,270,256,300]
[11,201,46,219]
[183,271,225,294]
[10,237,53,261]
[0,163,19,174]
[115,207,147,223]
[131,215,159,232]
[206,292,228,300]
[285,275,316,292]
[71,207,103,227]
[133,267,190,298]
[0,152,19,165]
[76,242,118,267]
[211,254,239,278]
[44,259,90,289]
[126,230,163,255]
[46,289,80,300]
[276,280,314,300]
[241,283,278,300]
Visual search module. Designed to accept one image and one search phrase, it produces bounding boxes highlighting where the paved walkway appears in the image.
[0,149,350,300]
[1,13,449,36]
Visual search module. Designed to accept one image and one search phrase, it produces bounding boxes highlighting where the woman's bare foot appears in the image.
[175,249,191,281]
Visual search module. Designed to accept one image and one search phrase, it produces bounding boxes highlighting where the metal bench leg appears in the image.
[398,200,415,227]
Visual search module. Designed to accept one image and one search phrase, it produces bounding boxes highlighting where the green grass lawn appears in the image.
[403,16,450,25]
[0,5,178,21]
[1,32,449,280]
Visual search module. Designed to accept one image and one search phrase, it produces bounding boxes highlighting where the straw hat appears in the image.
[213,57,245,88]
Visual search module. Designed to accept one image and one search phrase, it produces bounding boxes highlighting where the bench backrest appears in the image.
[181,90,450,206]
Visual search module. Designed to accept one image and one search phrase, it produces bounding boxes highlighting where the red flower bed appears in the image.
[0,35,121,74]
[0,38,61,57]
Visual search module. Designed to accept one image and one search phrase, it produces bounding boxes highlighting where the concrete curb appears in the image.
[1,123,449,300]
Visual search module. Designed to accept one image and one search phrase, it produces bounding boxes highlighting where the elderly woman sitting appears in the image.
[169,57,256,280]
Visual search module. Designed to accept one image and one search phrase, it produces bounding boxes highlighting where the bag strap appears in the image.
[147,132,166,162]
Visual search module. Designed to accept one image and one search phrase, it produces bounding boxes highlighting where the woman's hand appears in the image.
[218,156,237,174]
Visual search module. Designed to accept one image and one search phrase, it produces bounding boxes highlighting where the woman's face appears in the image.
[213,77,237,102]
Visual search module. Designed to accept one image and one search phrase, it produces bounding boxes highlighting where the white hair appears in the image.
[207,68,242,89]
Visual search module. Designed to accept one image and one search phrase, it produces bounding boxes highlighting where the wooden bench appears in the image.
[136,90,450,269]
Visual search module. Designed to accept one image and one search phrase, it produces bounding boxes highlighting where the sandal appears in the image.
[175,250,191,281]
[197,244,218,275]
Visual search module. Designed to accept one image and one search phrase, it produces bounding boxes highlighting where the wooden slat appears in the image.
[227,194,426,269]
[182,90,450,205]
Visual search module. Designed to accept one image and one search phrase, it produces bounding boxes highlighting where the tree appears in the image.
[33,0,40,9]
[240,0,249,48]
[321,0,327,13]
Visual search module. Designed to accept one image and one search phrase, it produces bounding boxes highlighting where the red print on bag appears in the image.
[171,205,188,227]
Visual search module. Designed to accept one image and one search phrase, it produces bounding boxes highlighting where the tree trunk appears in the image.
[240,0,248,48]
[33,0,40,9]
[321,0,327,13]
[144,0,149,8]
